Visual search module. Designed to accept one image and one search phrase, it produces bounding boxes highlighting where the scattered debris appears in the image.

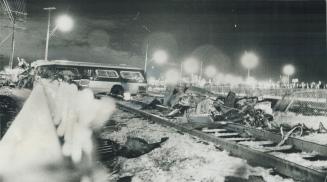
[277,125,304,147]
[98,136,169,160]
[117,175,133,182]
[318,122,327,133]
[121,136,169,158]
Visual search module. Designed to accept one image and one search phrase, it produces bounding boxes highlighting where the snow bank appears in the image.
[41,79,116,163]
[105,111,293,182]
[0,79,115,181]
[0,84,63,174]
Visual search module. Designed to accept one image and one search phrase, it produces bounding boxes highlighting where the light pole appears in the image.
[204,65,217,91]
[182,57,200,85]
[241,51,259,79]
[283,64,295,85]
[44,7,56,61]
[144,41,149,72]
[44,8,73,61]
[142,25,151,73]
[144,49,168,74]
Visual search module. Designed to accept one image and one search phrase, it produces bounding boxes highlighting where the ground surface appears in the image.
[101,110,294,182]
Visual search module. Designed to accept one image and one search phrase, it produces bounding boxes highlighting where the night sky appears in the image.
[1,0,326,81]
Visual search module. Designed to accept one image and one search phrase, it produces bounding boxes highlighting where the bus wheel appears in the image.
[110,85,124,96]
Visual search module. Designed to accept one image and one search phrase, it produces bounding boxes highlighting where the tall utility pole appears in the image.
[142,25,151,73]
[43,7,56,61]
[1,0,26,69]
[144,41,149,72]
[9,17,16,69]
[199,61,203,80]
[5,12,26,69]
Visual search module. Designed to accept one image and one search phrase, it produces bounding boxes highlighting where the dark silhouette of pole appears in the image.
[9,17,15,69]
[44,7,56,61]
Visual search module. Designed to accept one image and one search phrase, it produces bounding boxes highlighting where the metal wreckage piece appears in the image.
[142,87,327,147]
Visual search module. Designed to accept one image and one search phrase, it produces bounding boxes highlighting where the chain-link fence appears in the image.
[206,85,326,98]
[274,90,327,115]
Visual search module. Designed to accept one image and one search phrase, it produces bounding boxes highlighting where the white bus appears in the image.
[33,60,147,96]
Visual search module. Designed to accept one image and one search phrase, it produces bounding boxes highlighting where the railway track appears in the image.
[115,100,327,182]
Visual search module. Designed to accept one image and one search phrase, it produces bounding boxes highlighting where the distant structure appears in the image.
[0,0,27,69]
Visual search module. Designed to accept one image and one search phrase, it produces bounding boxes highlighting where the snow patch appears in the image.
[104,110,293,182]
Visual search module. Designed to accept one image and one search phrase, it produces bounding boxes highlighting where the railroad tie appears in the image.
[252,141,275,146]
[225,137,253,142]
[214,132,240,137]
[202,128,227,133]
[262,145,293,153]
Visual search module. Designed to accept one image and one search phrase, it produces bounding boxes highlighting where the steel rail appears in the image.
[116,101,327,181]
[225,123,327,157]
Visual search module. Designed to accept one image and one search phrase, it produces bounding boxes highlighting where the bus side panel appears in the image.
[88,80,121,94]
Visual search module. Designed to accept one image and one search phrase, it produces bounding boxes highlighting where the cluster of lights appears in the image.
[214,73,244,85]
[45,8,298,88]
[145,46,296,87]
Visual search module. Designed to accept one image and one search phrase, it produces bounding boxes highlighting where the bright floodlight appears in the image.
[153,50,168,65]
[204,65,217,78]
[183,57,199,74]
[241,51,259,69]
[165,69,180,84]
[56,15,74,32]
[283,64,295,76]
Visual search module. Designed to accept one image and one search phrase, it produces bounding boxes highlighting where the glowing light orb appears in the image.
[204,65,217,78]
[56,15,74,32]
[153,50,168,65]
[241,51,259,69]
[183,57,199,74]
[283,64,295,76]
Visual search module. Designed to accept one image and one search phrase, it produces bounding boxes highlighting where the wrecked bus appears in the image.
[33,60,147,96]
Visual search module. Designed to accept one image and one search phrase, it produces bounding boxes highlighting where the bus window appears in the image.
[37,66,54,79]
[55,67,81,80]
[95,69,119,79]
[120,71,144,82]
[80,68,93,79]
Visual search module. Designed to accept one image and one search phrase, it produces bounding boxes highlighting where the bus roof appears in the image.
[33,60,144,71]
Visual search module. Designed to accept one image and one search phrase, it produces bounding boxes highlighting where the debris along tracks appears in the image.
[116,101,327,181]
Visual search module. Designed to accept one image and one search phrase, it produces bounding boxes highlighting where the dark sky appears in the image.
[7,0,327,80]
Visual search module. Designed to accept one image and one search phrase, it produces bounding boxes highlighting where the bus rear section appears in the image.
[85,68,147,96]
